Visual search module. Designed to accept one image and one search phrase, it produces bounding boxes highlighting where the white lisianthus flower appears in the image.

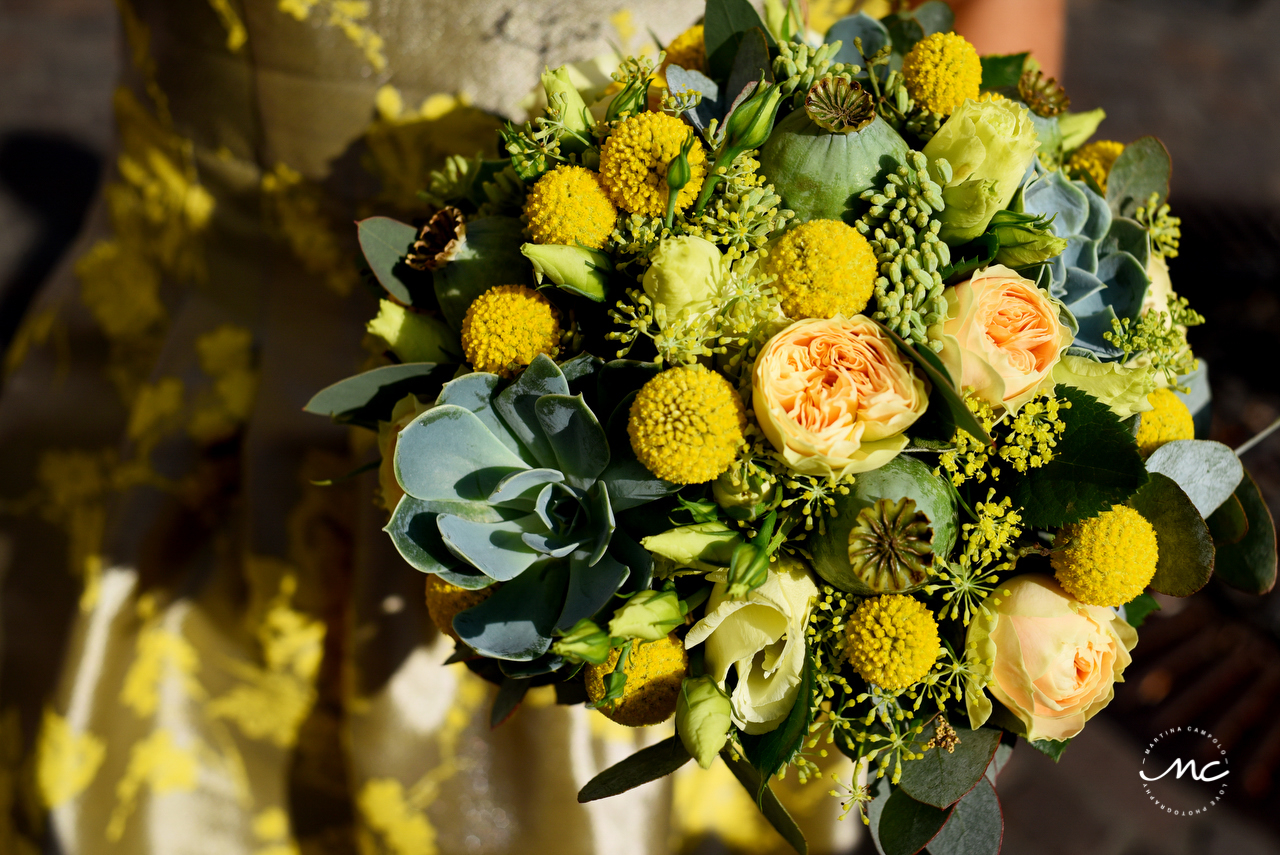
[684,555,817,735]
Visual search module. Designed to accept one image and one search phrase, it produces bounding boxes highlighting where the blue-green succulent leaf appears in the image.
[521,530,585,558]
[599,457,681,512]
[494,354,569,469]
[435,372,526,459]
[1025,171,1088,237]
[561,352,605,393]
[533,482,560,531]
[558,549,630,631]
[1101,217,1150,270]
[1061,236,1098,275]
[437,513,545,582]
[1079,181,1111,240]
[1063,266,1106,308]
[1095,252,1150,323]
[385,496,461,575]
[609,530,655,595]
[583,481,616,566]
[454,561,569,660]
[489,468,565,509]
[534,394,611,492]
[395,406,530,512]
[499,653,565,678]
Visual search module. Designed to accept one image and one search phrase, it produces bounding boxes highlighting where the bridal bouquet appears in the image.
[308,1,1276,851]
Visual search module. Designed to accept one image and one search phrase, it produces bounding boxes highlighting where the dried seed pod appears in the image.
[846,497,935,593]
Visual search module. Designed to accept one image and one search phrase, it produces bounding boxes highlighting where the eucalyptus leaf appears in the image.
[1207,493,1248,546]
[926,777,1003,855]
[1129,472,1214,597]
[1145,440,1243,518]
[726,27,774,107]
[875,787,950,855]
[1214,471,1277,595]
[979,53,1027,90]
[577,736,692,802]
[705,0,776,81]
[666,66,722,134]
[720,748,808,855]
[983,739,1014,785]
[304,362,454,425]
[1105,136,1171,219]
[911,1,955,37]
[898,723,1001,809]
[357,216,420,304]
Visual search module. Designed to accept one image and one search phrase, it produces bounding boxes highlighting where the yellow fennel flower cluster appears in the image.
[901,32,982,116]
[523,165,618,249]
[764,219,876,319]
[936,391,999,486]
[997,392,1070,473]
[844,595,941,691]
[1051,505,1158,607]
[424,575,494,644]
[599,111,707,218]
[1134,387,1193,457]
[1067,140,1125,192]
[460,285,561,378]
[628,365,747,484]
[661,24,705,74]
[584,634,689,726]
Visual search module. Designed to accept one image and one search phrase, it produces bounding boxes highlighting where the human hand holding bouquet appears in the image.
[307,2,1277,852]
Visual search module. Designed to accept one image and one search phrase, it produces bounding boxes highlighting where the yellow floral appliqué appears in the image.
[189,324,260,442]
[278,0,387,71]
[34,709,105,809]
[356,779,435,855]
[107,730,201,841]
[262,162,359,297]
[208,0,248,51]
[120,623,206,718]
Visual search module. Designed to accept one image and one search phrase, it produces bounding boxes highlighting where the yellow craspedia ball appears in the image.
[1066,140,1125,193]
[765,220,876,319]
[523,165,617,249]
[599,111,707,218]
[425,575,494,644]
[844,595,940,691]
[901,32,982,116]
[1052,505,1159,607]
[628,366,747,484]
[584,634,689,726]
[460,285,561,378]
[662,24,706,74]
[1135,388,1194,457]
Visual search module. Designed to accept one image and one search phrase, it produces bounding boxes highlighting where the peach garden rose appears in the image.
[752,316,929,480]
[934,264,1074,413]
[966,574,1137,742]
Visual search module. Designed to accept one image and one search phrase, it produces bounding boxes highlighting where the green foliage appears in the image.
[304,362,454,427]
[927,777,1004,855]
[1009,386,1148,528]
[1106,136,1171,219]
[431,216,530,330]
[1144,440,1243,518]
[898,724,1002,809]
[577,735,693,802]
[1028,738,1070,762]
[1130,472,1215,597]
[1214,471,1278,595]
[978,53,1028,90]
[720,748,808,855]
[705,0,776,81]
[871,784,951,855]
[1123,592,1161,628]
[357,216,421,305]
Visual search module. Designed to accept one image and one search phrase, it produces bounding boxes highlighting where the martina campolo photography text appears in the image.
[1,1,1279,854]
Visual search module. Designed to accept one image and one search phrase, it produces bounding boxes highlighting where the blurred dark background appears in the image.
[2,0,1279,853]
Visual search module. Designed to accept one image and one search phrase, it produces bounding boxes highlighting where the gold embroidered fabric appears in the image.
[0,2,859,853]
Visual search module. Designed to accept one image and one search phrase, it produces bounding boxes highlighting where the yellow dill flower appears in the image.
[460,285,561,378]
[424,575,494,644]
[1134,388,1194,457]
[523,165,618,249]
[584,634,689,726]
[1066,140,1125,193]
[764,219,876,319]
[628,365,747,484]
[662,24,705,74]
[997,392,1070,472]
[1052,505,1158,607]
[844,595,940,691]
[901,32,982,116]
[599,111,707,218]
[936,391,999,486]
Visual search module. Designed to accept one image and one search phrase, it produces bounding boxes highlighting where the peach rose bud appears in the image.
[965,574,1137,742]
[934,264,1074,413]
[752,316,929,480]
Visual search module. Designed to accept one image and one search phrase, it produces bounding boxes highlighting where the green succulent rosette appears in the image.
[386,353,677,672]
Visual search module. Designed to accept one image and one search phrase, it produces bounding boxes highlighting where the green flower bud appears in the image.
[541,66,594,154]
[712,470,775,521]
[720,80,784,164]
[608,590,685,641]
[924,99,1040,244]
[665,132,697,227]
[641,236,726,323]
[676,676,733,769]
[521,243,611,302]
[366,299,461,364]
[989,210,1070,267]
[551,618,612,665]
[641,522,741,572]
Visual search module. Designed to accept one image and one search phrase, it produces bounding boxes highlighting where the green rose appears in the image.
[676,676,733,768]
[642,236,726,324]
[924,98,1041,244]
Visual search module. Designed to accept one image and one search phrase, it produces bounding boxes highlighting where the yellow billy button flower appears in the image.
[585,634,689,727]
[901,32,982,116]
[460,285,561,378]
[661,24,706,74]
[628,365,747,484]
[523,165,617,249]
[1134,388,1194,458]
[599,111,708,218]
[424,575,494,644]
[764,219,876,319]
[844,594,941,691]
[1066,140,1125,193]
[1052,505,1159,607]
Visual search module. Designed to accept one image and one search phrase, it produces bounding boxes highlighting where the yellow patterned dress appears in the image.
[0,2,857,853]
